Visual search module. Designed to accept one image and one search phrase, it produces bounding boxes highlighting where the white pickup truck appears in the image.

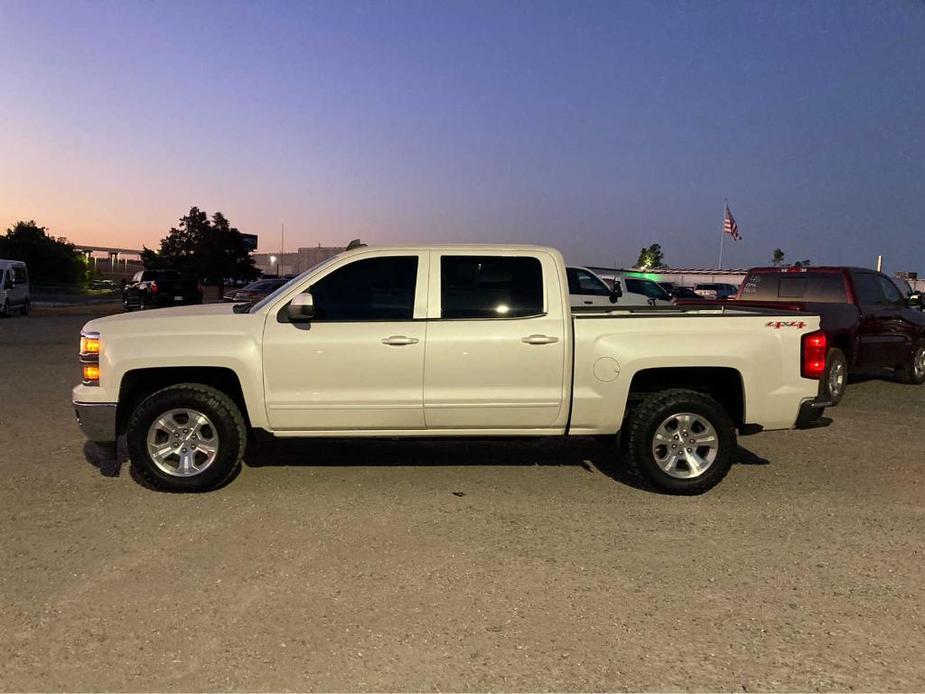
[73,245,834,494]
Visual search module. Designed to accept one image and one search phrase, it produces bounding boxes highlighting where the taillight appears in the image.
[80,330,101,386]
[801,330,827,379]
[150,281,159,294]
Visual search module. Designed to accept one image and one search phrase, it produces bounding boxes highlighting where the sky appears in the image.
[1,0,923,271]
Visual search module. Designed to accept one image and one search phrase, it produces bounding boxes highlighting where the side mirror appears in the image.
[908,292,923,308]
[609,281,623,304]
[286,292,315,322]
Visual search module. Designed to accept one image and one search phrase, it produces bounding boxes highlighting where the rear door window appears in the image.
[441,256,543,319]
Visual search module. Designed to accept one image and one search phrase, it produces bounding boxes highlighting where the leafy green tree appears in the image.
[143,207,259,293]
[636,243,665,269]
[793,259,812,268]
[0,220,87,286]
[772,249,785,267]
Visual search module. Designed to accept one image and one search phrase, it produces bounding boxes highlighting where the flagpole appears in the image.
[718,198,727,269]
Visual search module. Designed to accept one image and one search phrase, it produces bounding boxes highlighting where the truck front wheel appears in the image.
[126,384,247,491]
[624,389,736,495]
[896,345,925,385]
[820,348,848,404]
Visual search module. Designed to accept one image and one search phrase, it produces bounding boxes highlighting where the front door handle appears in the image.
[381,335,419,346]
[521,334,559,345]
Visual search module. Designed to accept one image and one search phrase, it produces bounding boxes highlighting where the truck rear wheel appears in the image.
[126,384,247,491]
[897,345,925,385]
[624,389,736,495]
[820,348,847,404]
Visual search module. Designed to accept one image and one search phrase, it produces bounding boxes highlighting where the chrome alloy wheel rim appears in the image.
[651,412,718,479]
[828,360,846,399]
[915,348,925,380]
[146,408,220,477]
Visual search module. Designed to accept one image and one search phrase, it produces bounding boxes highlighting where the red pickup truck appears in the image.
[730,266,925,403]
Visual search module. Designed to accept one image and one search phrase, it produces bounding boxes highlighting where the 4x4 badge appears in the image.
[766,320,807,329]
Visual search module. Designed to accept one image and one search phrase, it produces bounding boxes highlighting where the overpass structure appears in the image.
[72,243,144,275]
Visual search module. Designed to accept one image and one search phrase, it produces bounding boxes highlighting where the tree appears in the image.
[772,249,785,267]
[143,207,259,293]
[793,259,812,268]
[0,220,87,286]
[635,243,665,269]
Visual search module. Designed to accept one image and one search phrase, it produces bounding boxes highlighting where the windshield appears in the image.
[248,255,344,313]
[625,278,670,301]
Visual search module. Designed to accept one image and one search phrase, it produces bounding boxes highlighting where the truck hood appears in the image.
[82,302,252,334]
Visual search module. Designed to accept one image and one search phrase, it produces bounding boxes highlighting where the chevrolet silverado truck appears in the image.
[73,245,833,494]
[731,266,925,404]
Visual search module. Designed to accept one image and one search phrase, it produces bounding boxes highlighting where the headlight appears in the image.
[80,330,101,385]
[80,335,100,356]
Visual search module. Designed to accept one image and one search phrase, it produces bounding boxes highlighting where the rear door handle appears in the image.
[381,335,419,346]
[521,334,559,345]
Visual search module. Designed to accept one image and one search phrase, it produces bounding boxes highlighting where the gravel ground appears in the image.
[1,313,923,692]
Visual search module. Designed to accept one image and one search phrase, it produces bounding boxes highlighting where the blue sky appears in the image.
[1,0,923,270]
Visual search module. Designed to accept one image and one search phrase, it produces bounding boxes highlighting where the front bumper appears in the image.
[795,397,834,429]
[74,401,117,442]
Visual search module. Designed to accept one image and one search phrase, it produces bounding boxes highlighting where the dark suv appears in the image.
[731,267,925,403]
[122,270,203,311]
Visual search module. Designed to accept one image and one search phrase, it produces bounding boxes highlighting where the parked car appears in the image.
[74,244,833,495]
[693,282,739,300]
[90,279,117,290]
[731,266,925,404]
[223,278,288,303]
[0,259,30,316]
[122,270,203,311]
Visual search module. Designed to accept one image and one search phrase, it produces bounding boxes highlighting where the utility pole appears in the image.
[280,223,285,277]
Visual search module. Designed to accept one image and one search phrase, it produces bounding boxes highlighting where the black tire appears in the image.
[897,344,925,386]
[820,348,847,404]
[1,300,9,317]
[126,383,247,492]
[20,299,30,316]
[138,295,147,311]
[624,389,737,495]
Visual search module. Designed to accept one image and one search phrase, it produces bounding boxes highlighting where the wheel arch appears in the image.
[116,367,250,436]
[829,332,853,366]
[626,366,745,428]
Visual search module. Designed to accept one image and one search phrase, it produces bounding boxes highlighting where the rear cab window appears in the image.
[738,271,847,303]
[440,256,544,319]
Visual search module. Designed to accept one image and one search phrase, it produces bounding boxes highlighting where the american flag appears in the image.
[723,204,741,241]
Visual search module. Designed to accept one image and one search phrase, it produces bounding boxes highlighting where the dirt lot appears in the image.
[1,312,923,692]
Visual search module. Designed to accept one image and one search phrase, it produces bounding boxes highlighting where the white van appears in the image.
[0,260,31,316]
[567,266,672,308]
